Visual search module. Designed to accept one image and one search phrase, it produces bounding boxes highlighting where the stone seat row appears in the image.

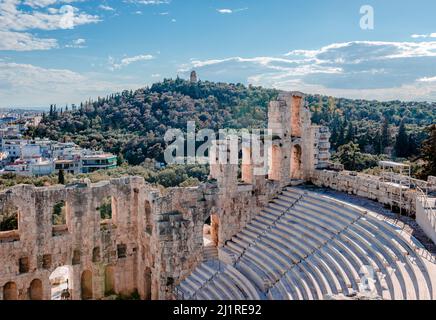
[176,187,436,300]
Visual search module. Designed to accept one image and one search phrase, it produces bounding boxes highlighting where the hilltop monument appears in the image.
[190,71,198,83]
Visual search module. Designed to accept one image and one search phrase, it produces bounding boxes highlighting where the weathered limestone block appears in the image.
[310,169,422,215]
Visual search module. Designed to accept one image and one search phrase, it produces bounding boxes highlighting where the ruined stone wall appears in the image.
[211,181,282,248]
[267,91,331,184]
[205,91,331,253]
[0,177,217,301]
[0,91,335,301]
[0,177,148,300]
[152,185,215,299]
[311,169,420,214]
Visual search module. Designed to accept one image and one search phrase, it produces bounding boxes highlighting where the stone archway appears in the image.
[269,145,282,181]
[49,265,73,300]
[241,147,253,184]
[144,267,152,300]
[3,282,18,300]
[210,214,220,247]
[29,279,43,300]
[291,95,302,137]
[104,266,115,296]
[145,200,152,234]
[203,213,219,261]
[290,144,303,180]
[81,270,93,300]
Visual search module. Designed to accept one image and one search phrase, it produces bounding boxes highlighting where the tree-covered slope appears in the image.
[30,78,436,166]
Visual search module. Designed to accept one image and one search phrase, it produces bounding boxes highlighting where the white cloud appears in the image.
[417,76,436,82]
[0,2,100,31]
[0,30,58,51]
[0,0,100,51]
[65,37,86,48]
[412,34,428,39]
[23,0,84,8]
[285,41,436,61]
[411,33,436,39]
[217,9,232,14]
[124,0,170,5]
[99,4,115,11]
[180,40,436,101]
[108,54,154,70]
[0,61,139,108]
[217,7,248,14]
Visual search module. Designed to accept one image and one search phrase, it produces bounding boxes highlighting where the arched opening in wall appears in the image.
[92,247,101,263]
[290,144,303,180]
[291,95,302,137]
[29,279,43,300]
[203,214,219,261]
[104,266,115,296]
[145,200,152,235]
[49,266,73,300]
[241,147,253,184]
[52,201,66,225]
[81,270,93,300]
[19,257,29,274]
[52,201,68,236]
[0,203,19,242]
[99,196,116,227]
[268,145,281,181]
[3,282,18,300]
[144,267,152,300]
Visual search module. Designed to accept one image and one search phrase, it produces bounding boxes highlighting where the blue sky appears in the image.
[1,0,436,108]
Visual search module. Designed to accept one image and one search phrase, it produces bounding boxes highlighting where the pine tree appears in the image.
[330,116,339,149]
[336,142,361,171]
[49,105,54,119]
[407,134,418,157]
[395,120,409,158]
[117,153,125,166]
[346,121,355,143]
[337,118,346,146]
[312,104,321,124]
[58,170,65,185]
[327,96,335,122]
[420,124,436,179]
[380,117,390,154]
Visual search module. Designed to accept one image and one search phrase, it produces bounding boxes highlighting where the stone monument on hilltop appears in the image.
[190,70,198,83]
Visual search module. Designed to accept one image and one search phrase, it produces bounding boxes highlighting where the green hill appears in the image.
[30,78,435,166]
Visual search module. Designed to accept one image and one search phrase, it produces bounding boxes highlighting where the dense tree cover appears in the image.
[0,172,59,191]
[331,142,387,172]
[30,79,277,165]
[418,124,436,179]
[307,95,435,158]
[28,78,435,173]
[0,164,209,191]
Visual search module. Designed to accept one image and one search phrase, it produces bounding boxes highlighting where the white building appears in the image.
[22,144,41,159]
[1,139,28,161]
[30,159,54,176]
[0,137,117,177]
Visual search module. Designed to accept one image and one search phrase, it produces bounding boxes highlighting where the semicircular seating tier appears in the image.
[176,187,436,300]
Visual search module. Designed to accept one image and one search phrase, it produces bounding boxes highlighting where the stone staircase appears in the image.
[204,245,219,261]
[175,187,436,300]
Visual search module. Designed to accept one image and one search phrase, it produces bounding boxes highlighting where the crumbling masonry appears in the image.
[1,92,435,300]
